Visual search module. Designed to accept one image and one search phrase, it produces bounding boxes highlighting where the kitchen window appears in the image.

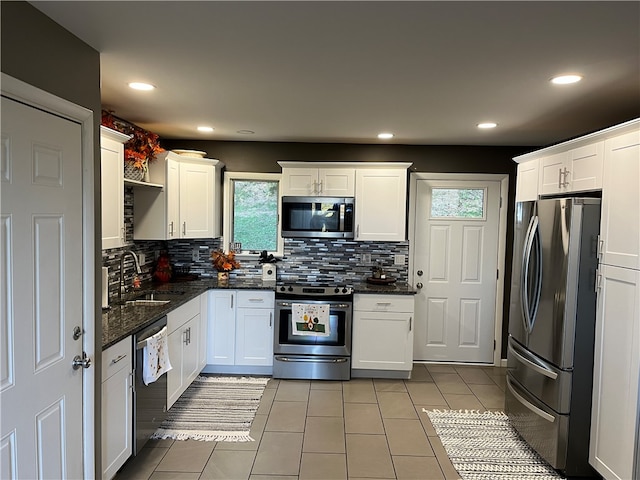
[223,172,283,257]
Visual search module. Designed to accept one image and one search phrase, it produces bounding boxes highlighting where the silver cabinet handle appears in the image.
[111,354,127,365]
[248,298,264,303]
[409,316,412,332]
[182,222,186,235]
[230,294,234,309]
[121,227,125,242]
[169,221,174,237]
[558,168,563,189]
[269,312,272,327]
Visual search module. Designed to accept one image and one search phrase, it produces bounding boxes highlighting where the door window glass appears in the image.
[430,188,486,219]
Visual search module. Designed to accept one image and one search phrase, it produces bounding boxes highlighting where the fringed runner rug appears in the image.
[424,409,564,480]
[152,376,269,442]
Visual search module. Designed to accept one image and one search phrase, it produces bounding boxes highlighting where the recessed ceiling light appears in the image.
[477,122,497,129]
[551,75,582,85]
[378,132,394,139]
[237,130,255,135]
[197,126,214,133]
[128,82,155,91]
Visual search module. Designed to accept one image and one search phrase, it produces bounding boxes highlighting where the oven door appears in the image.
[274,299,351,356]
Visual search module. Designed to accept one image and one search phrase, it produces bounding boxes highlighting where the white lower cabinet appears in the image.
[206,289,274,373]
[590,264,640,480]
[167,296,202,409]
[352,294,415,376]
[101,337,133,480]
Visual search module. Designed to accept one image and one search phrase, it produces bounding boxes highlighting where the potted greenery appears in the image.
[211,250,240,285]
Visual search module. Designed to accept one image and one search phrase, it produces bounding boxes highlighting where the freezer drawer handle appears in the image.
[275,356,347,364]
[508,341,558,380]
[507,376,556,423]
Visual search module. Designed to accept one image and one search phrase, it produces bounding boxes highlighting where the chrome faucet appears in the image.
[119,250,142,301]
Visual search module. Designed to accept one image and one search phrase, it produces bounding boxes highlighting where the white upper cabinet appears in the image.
[355,165,410,241]
[515,158,539,202]
[279,162,355,196]
[133,151,223,240]
[539,142,604,195]
[599,127,640,270]
[100,126,130,249]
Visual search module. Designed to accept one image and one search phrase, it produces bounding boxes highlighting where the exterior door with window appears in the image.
[412,179,501,363]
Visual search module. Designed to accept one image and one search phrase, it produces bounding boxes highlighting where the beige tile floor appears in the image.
[115,363,506,480]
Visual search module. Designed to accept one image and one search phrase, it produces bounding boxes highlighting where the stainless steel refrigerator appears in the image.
[506,197,601,478]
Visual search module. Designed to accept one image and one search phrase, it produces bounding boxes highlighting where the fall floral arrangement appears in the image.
[101,110,164,170]
[211,250,241,272]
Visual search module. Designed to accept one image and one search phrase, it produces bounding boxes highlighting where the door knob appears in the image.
[416,282,424,289]
[72,352,92,370]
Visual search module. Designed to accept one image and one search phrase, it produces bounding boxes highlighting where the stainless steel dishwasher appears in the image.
[133,316,168,455]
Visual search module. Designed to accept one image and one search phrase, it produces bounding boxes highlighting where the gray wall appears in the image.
[1,2,102,477]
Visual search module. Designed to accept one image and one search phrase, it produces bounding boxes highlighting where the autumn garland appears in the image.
[101,110,164,170]
[211,250,241,272]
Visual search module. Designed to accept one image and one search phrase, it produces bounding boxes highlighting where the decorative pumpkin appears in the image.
[154,252,173,283]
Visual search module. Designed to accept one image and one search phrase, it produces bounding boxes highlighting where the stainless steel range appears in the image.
[273,284,353,380]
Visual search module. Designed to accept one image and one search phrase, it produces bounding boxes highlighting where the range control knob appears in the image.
[280,286,286,292]
[288,286,293,292]
[334,287,340,293]
[342,287,348,293]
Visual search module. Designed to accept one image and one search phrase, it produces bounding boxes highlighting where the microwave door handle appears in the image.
[339,204,345,231]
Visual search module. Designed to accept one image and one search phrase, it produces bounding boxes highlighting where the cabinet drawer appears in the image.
[236,290,275,309]
[102,337,132,381]
[167,296,200,333]
[354,294,414,313]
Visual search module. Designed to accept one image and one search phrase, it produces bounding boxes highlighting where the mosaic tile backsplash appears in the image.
[103,186,410,302]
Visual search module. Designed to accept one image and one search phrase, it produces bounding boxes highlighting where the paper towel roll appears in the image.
[102,267,109,309]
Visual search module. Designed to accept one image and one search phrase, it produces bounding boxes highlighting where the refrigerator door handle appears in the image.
[508,339,558,380]
[521,215,542,333]
[507,376,556,423]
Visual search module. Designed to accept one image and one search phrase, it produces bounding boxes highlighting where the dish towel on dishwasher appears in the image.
[292,303,330,336]
[143,325,172,385]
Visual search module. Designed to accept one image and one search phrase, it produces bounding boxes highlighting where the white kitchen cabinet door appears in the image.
[539,152,569,196]
[355,167,408,241]
[100,126,129,249]
[281,166,355,196]
[167,326,185,409]
[515,158,539,202]
[352,294,414,373]
[101,337,133,480]
[318,168,355,196]
[590,264,640,480]
[281,167,319,195]
[207,290,236,365]
[235,307,273,366]
[600,129,640,270]
[133,152,222,240]
[199,292,209,370]
[167,296,202,408]
[179,160,215,238]
[539,142,604,196]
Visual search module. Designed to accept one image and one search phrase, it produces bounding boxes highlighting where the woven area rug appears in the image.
[152,376,269,442]
[424,409,564,480]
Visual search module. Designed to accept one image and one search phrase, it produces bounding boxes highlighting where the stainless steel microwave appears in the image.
[281,196,354,239]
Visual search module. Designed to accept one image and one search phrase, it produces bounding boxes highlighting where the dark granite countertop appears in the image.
[101,278,277,350]
[102,277,415,350]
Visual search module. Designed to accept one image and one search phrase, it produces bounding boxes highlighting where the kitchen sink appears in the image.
[119,290,187,307]
[124,299,170,307]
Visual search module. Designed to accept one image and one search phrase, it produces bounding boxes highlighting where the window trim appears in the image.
[222,171,283,259]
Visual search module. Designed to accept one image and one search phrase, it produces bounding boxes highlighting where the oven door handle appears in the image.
[277,302,351,309]
[275,356,348,363]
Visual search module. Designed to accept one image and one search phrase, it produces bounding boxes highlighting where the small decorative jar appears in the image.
[217,271,229,285]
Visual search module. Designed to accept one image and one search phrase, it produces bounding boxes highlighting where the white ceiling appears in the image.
[31,1,640,146]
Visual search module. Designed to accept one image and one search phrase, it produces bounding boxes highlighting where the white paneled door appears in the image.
[1,97,84,478]
[412,178,501,363]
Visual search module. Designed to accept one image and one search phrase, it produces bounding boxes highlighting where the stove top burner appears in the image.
[276,284,353,296]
